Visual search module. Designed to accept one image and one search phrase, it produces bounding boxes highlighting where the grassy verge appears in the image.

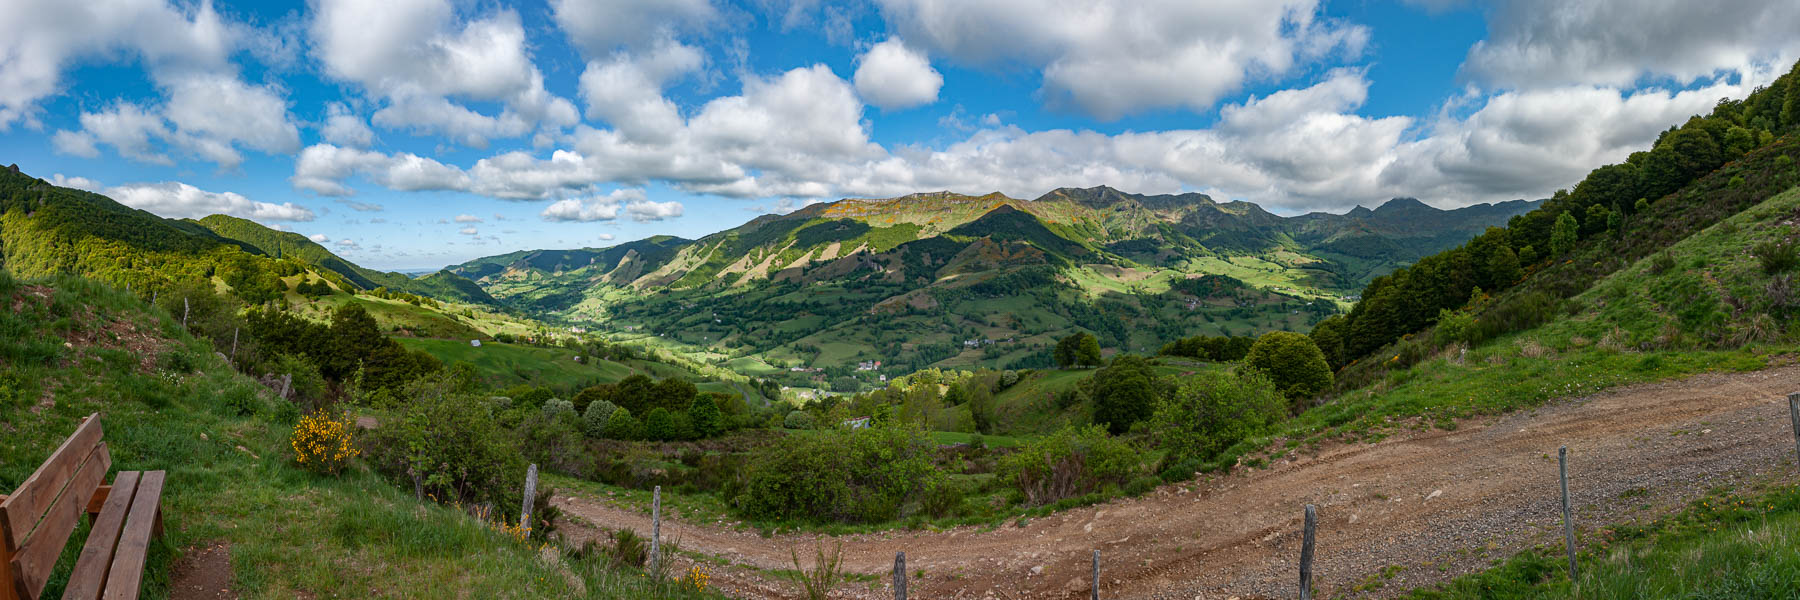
[0,274,723,599]
[1403,480,1800,599]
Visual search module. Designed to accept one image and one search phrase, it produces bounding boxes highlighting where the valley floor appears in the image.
[553,363,1800,599]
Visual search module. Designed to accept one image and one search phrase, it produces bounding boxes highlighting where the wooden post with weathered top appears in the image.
[1300,504,1316,600]
[650,485,662,577]
[520,463,537,534]
[894,551,907,600]
[1091,550,1100,600]
[1787,393,1800,466]
[1559,446,1577,582]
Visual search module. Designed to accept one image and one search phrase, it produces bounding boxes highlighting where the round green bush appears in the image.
[783,409,815,430]
[582,400,619,439]
[643,407,677,441]
[602,407,641,440]
[541,399,576,421]
[1244,331,1333,409]
[740,424,944,523]
[1150,369,1286,467]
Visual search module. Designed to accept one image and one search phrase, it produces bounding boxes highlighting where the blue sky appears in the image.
[1,0,1796,271]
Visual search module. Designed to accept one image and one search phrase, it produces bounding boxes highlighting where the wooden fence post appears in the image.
[520,464,537,534]
[183,297,189,327]
[1092,550,1100,600]
[1787,393,1800,466]
[894,551,906,600]
[1559,446,1577,582]
[650,486,662,577]
[230,327,239,363]
[1300,504,1316,600]
[279,374,291,401]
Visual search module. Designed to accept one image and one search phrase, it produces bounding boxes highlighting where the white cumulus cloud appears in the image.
[875,0,1368,119]
[540,188,645,222]
[854,38,942,110]
[104,181,315,221]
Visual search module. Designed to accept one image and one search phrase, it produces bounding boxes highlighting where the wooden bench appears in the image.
[0,414,165,600]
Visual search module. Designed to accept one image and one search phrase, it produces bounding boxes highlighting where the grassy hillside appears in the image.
[0,271,715,599]
[193,215,498,306]
[1273,182,1800,452]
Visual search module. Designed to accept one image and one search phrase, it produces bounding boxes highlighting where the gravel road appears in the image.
[555,364,1800,599]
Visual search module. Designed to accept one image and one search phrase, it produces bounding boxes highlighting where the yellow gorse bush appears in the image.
[679,565,712,592]
[292,411,360,474]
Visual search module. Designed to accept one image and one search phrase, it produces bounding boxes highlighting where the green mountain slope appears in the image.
[192,214,498,306]
[0,166,495,310]
[452,186,1535,380]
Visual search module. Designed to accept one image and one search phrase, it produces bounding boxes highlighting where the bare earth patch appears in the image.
[169,542,237,600]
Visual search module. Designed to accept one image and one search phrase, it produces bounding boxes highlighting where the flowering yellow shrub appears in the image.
[292,411,359,474]
[678,565,712,592]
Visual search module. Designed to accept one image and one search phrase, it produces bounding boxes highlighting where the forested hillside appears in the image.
[1317,60,1800,383]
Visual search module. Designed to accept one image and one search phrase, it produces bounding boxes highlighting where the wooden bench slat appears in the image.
[83,487,111,518]
[8,443,110,600]
[1,415,102,552]
[100,471,162,600]
[60,473,140,600]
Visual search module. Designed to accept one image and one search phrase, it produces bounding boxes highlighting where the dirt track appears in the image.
[555,364,1800,599]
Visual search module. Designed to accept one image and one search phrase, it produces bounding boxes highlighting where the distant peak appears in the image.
[1374,197,1436,213]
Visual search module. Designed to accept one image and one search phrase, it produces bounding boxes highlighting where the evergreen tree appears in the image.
[643,407,677,441]
[687,395,723,438]
[1549,212,1579,257]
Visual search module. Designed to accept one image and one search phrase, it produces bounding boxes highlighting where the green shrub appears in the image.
[998,425,1140,506]
[541,398,576,421]
[1244,331,1333,409]
[686,395,723,438]
[740,423,944,523]
[1090,355,1165,434]
[220,382,264,417]
[602,407,641,440]
[582,400,620,438]
[643,407,676,441]
[518,409,591,476]
[365,379,526,515]
[607,528,648,568]
[1758,240,1798,275]
[264,353,327,406]
[919,479,965,519]
[1125,475,1160,497]
[1432,308,1477,347]
[1150,370,1286,465]
[1650,251,1677,275]
[156,349,198,374]
[783,409,815,430]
